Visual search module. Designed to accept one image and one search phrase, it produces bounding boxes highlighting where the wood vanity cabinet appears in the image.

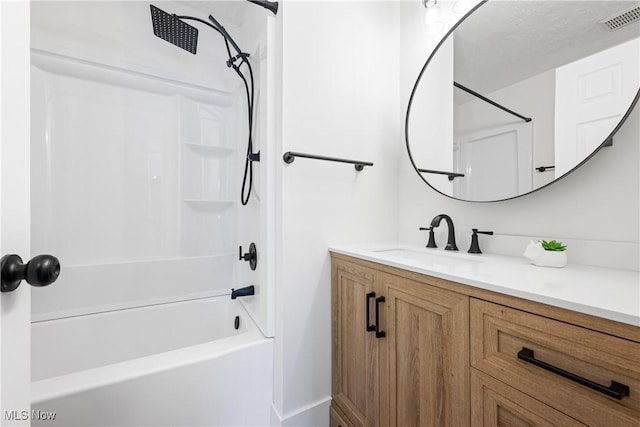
[331,255,470,427]
[331,253,640,427]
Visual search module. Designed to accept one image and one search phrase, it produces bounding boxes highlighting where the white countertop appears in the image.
[329,243,640,327]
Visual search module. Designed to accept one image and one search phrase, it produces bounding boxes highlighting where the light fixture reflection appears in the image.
[423,0,437,8]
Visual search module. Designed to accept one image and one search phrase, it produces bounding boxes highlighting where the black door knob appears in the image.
[1,254,61,293]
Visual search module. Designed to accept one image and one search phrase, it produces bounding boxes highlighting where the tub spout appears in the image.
[231,285,255,299]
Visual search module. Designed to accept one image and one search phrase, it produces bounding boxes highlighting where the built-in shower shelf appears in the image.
[183,199,234,210]
[184,142,234,157]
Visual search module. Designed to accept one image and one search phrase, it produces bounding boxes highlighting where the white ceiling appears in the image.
[453,1,640,99]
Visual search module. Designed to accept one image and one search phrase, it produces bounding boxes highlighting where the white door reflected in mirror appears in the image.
[555,38,640,176]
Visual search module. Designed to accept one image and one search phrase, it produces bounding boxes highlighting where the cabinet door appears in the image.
[471,369,587,427]
[379,273,470,427]
[332,259,379,427]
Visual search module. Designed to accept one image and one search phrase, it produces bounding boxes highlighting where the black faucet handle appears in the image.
[239,243,257,270]
[419,226,438,248]
[468,229,494,254]
[472,228,494,236]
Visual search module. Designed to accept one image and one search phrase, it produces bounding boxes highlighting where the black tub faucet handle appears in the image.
[239,243,257,270]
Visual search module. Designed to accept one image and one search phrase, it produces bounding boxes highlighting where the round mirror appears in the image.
[406,0,640,202]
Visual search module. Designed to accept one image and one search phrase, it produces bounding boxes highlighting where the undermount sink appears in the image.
[370,247,485,268]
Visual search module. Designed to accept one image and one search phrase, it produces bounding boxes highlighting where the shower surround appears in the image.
[29,2,277,424]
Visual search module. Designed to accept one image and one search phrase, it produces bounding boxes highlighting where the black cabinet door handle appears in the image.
[517,347,630,400]
[375,296,386,338]
[365,292,376,332]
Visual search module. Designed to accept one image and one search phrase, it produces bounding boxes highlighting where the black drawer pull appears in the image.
[365,292,376,332]
[375,296,386,338]
[517,347,630,400]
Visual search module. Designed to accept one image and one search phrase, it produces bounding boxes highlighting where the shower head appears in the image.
[150,4,199,54]
[246,0,278,15]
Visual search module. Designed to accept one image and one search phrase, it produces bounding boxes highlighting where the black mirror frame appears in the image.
[405,0,640,203]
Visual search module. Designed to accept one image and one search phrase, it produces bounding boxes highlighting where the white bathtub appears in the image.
[31,296,273,426]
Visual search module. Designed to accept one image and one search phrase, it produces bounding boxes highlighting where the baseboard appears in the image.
[270,397,331,427]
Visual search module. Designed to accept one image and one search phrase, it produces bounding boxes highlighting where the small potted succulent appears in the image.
[524,239,567,268]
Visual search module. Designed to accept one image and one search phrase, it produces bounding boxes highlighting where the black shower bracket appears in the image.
[226,52,250,69]
[248,151,260,162]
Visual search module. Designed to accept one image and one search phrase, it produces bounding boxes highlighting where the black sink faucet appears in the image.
[430,214,458,251]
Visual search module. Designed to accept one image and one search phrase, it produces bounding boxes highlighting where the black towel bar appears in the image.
[418,168,465,181]
[282,151,373,171]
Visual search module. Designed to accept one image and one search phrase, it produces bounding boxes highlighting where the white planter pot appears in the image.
[524,240,568,268]
[533,250,567,268]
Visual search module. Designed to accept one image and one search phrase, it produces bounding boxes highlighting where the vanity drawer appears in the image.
[471,369,587,426]
[470,299,640,426]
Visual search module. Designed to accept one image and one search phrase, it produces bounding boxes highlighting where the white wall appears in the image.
[399,0,639,267]
[408,37,454,194]
[274,1,400,424]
